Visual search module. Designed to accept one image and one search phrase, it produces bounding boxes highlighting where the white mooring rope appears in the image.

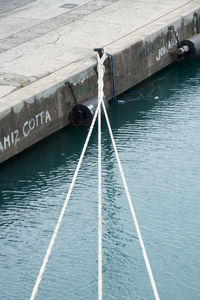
[97,52,107,300]
[29,53,107,300]
[98,94,103,300]
[101,98,160,300]
[29,51,160,300]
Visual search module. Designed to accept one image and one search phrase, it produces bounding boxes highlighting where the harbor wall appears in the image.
[0,6,200,163]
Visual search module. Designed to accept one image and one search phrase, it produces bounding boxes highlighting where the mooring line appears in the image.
[29,50,159,300]
[101,98,160,300]
[29,54,107,300]
[98,73,102,300]
[106,52,158,104]
[97,52,107,300]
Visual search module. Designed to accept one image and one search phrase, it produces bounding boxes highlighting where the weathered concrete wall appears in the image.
[0,61,97,163]
[1,6,200,163]
[104,10,200,96]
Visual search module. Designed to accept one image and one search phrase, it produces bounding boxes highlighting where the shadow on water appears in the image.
[0,57,200,208]
[0,124,88,208]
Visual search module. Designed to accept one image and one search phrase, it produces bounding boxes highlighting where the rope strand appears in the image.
[29,50,160,300]
[97,52,107,300]
[101,98,160,300]
[29,53,107,300]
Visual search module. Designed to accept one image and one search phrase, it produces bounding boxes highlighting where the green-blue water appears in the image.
[0,59,200,300]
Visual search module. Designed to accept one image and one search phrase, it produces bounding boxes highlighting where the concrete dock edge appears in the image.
[1,2,200,163]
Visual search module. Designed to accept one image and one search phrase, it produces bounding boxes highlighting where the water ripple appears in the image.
[1,60,200,299]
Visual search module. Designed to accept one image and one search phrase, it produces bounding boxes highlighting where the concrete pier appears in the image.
[0,0,200,163]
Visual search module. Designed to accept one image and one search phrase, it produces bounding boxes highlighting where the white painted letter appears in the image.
[29,118,35,131]
[45,111,51,123]
[168,40,172,49]
[156,49,161,61]
[0,140,3,151]
[40,111,44,124]
[4,135,10,150]
[14,129,20,143]
[35,113,40,127]
[23,121,29,137]
[11,132,14,144]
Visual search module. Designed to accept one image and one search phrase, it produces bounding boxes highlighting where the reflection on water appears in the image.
[0,59,200,300]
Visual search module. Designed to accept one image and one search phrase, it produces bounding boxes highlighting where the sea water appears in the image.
[0,58,200,300]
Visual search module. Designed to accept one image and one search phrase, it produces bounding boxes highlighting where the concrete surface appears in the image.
[1,0,198,95]
[0,0,200,163]
[0,0,36,14]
